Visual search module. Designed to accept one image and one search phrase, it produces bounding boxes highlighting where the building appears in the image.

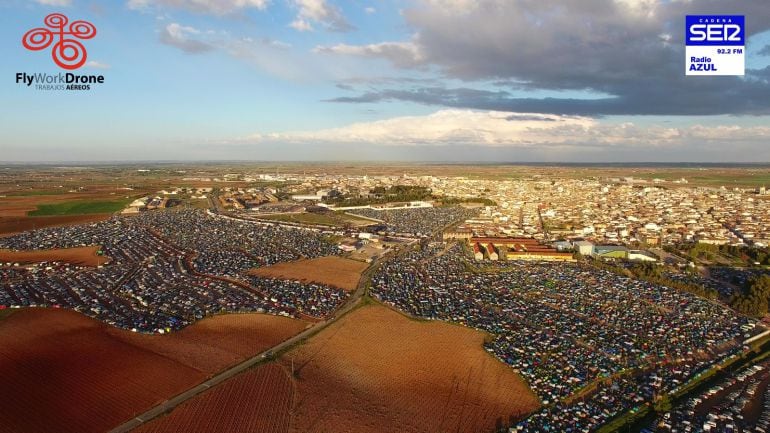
[291,194,324,201]
[594,245,629,260]
[469,237,575,262]
[487,243,499,261]
[628,250,657,262]
[552,240,573,252]
[473,243,484,261]
[443,228,473,241]
[574,241,594,256]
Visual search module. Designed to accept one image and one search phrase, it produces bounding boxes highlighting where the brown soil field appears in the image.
[0,194,101,217]
[0,191,127,236]
[109,313,309,374]
[135,363,294,433]
[248,256,368,292]
[280,304,539,433]
[0,214,111,236]
[0,246,108,267]
[137,304,538,433]
[0,308,307,433]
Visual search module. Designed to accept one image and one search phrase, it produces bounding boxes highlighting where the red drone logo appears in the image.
[22,13,96,70]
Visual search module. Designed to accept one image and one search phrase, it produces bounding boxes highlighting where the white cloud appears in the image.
[290,0,353,32]
[420,0,477,13]
[240,109,770,149]
[85,60,111,69]
[156,21,328,81]
[290,18,313,32]
[364,6,376,14]
[159,23,213,53]
[314,41,423,68]
[250,110,596,146]
[127,0,268,15]
[34,0,72,5]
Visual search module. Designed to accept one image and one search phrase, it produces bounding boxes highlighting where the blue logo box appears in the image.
[686,15,744,46]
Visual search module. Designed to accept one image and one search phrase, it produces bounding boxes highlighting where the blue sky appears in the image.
[2,0,770,162]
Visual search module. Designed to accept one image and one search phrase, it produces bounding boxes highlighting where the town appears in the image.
[3,166,770,433]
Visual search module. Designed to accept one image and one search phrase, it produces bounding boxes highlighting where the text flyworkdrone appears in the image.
[15,72,104,86]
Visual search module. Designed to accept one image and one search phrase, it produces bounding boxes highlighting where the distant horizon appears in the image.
[3,160,770,168]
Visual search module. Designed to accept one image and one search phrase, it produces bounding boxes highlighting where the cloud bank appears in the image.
[316,0,770,116]
[243,109,770,149]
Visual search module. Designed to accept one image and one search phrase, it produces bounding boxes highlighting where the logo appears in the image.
[22,13,96,70]
[686,16,744,46]
[685,15,745,76]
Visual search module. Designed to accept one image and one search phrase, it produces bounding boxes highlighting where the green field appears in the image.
[28,199,131,216]
[4,190,68,197]
[187,198,212,209]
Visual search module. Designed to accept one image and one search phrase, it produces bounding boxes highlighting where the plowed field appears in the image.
[0,246,108,267]
[249,256,368,292]
[0,309,306,433]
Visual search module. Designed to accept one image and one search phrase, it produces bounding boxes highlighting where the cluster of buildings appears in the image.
[218,186,279,210]
[467,237,575,262]
[218,171,770,249]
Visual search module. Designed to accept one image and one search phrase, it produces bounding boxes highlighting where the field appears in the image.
[0,214,112,236]
[0,308,307,433]
[0,192,132,236]
[248,256,369,292]
[27,199,131,216]
[134,303,537,433]
[283,304,539,433]
[135,364,294,433]
[0,246,108,267]
[109,313,309,374]
[259,211,373,227]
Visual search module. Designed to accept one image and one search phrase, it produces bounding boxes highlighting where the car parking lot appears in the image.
[0,209,349,332]
[371,243,753,432]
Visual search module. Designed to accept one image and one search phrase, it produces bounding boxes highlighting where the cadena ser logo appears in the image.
[685,15,745,76]
[17,12,105,91]
[22,13,95,70]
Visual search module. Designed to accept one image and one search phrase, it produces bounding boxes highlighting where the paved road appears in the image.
[108,253,374,433]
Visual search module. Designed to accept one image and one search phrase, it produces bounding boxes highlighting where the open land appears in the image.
[0,214,113,236]
[248,256,369,292]
[134,364,294,433]
[0,194,116,236]
[134,303,539,433]
[0,191,138,236]
[109,312,308,374]
[0,308,306,433]
[282,303,539,433]
[0,246,108,267]
[27,199,131,216]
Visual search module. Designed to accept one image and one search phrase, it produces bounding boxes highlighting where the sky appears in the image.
[2,0,770,162]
